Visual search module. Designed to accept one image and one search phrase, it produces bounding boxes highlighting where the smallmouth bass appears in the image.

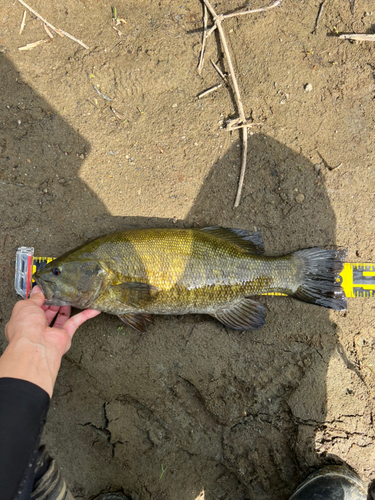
[34,227,346,332]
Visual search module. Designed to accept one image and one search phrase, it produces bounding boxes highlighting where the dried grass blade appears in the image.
[19,10,26,35]
[18,39,47,51]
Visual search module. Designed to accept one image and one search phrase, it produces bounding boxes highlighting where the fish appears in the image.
[33,227,347,333]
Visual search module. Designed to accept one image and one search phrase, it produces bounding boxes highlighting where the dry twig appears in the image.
[18,39,47,51]
[223,0,282,19]
[19,10,26,35]
[225,118,260,131]
[197,5,208,74]
[197,84,222,98]
[110,106,126,121]
[312,0,325,34]
[339,33,375,42]
[43,23,54,39]
[17,0,89,49]
[211,59,227,81]
[92,85,114,101]
[200,0,282,208]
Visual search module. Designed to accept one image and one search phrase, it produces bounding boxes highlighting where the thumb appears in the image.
[29,285,46,305]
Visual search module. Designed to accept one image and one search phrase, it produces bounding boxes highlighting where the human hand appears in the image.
[0,286,100,396]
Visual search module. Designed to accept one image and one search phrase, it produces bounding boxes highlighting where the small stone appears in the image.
[304,83,313,93]
[148,429,161,446]
[279,193,288,202]
[295,193,305,203]
[314,163,322,174]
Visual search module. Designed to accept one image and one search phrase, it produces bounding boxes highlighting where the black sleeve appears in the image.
[0,378,50,500]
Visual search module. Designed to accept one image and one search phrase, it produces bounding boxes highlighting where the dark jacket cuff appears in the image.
[0,377,50,500]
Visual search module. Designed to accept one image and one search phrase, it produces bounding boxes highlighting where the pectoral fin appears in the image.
[110,282,158,307]
[213,298,266,330]
[118,313,154,333]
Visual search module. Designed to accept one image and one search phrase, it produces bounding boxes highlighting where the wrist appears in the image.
[0,338,60,397]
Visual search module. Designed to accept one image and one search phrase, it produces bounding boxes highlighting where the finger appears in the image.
[63,309,101,338]
[4,322,10,342]
[44,305,61,326]
[53,306,71,329]
[29,286,46,306]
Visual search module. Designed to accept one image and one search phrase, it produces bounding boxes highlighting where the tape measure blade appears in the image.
[28,258,375,298]
[340,263,375,298]
[32,257,54,284]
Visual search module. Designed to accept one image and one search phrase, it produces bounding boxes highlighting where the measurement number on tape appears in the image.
[339,263,375,298]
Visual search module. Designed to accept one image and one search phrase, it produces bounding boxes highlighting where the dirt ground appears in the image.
[1,0,375,498]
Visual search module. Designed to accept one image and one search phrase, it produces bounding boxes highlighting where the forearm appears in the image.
[0,339,61,397]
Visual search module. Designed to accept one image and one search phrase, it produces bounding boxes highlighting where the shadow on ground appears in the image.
[1,53,348,500]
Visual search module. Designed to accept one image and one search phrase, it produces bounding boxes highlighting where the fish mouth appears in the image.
[33,274,70,306]
[33,274,52,299]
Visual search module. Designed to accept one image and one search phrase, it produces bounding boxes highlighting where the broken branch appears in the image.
[200,0,282,207]
[17,0,89,49]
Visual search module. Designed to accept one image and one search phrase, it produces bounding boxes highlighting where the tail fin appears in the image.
[292,248,347,311]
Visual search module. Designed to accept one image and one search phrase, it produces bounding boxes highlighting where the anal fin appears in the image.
[118,313,154,333]
[213,298,266,330]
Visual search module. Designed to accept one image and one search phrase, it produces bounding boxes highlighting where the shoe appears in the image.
[31,447,132,500]
[289,465,367,500]
[31,447,74,500]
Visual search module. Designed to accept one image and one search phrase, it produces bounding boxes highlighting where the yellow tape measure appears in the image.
[32,259,375,298]
[32,256,54,276]
[14,248,375,299]
[339,263,375,298]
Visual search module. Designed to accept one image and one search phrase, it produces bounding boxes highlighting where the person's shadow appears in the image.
[0,53,352,500]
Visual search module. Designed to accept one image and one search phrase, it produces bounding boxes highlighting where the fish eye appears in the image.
[52,267,62,276]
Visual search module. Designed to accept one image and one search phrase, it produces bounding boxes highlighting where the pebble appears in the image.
[304,83,313,93]
[279,193,288,202]
[295,193,305,203]
[314,163,322,174]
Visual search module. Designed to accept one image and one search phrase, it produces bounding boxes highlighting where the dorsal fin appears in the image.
[200,227,264,254]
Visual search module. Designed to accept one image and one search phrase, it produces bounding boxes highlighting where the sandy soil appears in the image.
[1,0,375,499]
